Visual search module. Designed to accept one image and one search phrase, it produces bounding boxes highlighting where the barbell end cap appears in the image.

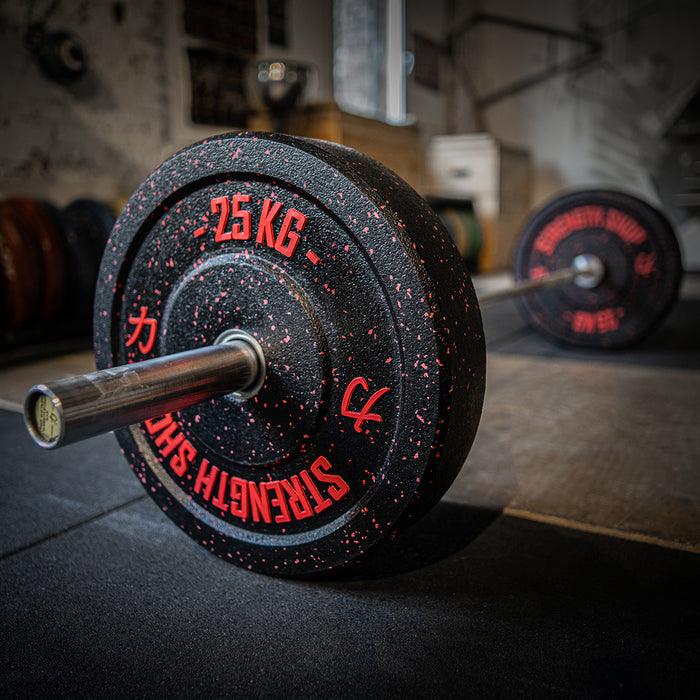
[24,384,65,449]
[573,254,605,289]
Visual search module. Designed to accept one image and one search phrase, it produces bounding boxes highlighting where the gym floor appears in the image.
[1,273,699,698]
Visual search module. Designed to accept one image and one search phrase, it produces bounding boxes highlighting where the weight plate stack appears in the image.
[0,197,67,330]
[94,132,486,576]
[513,189,683,348]
[426,197,482,272]
[60,198,116,327]
[63,199,116,261]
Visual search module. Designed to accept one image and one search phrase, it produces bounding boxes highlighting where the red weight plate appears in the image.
[19,198,67,322]
[0,198,45,329]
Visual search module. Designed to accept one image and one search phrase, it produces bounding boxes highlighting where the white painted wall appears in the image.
[0,0,334,206]
[0,0,174,205]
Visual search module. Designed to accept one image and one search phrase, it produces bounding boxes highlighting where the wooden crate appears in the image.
[426,133,532,271]
[248,101,425,193]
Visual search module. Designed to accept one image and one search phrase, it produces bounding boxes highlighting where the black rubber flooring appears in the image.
[1,403,698,699]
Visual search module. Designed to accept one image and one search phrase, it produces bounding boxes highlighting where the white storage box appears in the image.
[427,133,532,271]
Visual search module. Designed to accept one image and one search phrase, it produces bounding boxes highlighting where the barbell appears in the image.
[23,132,683,576]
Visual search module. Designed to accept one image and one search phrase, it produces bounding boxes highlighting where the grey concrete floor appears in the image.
[1,274,699,698]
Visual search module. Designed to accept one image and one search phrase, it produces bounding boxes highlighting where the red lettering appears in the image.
[145,414,173,434]
[249,481,272,523]
[212,196,231,242]
[153,420,185,457]
[341,377,390,433]
[230,194,252,240]
[634,251,657,276]
[275,209,305,257]
[300,468,332,514]
[194,459,219,501]
[185,457,349,523]
[204,194,308,260]
[256,198,284,247]
[569,311,597,334]
[144,414,196,478]
[588,206,606,227]
[562,211,580,232]
[565,308,623,335]
[605,208,646,245]
[311,456,350,501]
[230,477,249,520]
[267,481,292,523]
[596,308,621,333]
[126,306,158,354]
[534,206,607,255]
[534,217,569,255]
[561,205,605,233]
[170,439,196,477]
[281,476,314,519]
[212,470,229,512]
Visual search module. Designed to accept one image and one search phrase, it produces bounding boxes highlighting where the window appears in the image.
[333,0,406,123]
